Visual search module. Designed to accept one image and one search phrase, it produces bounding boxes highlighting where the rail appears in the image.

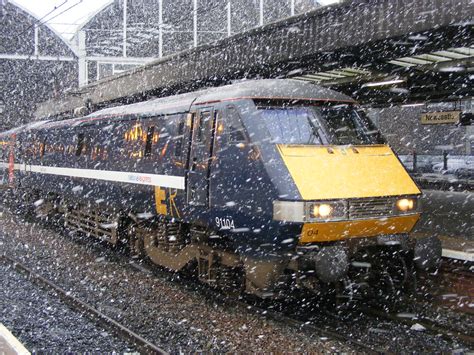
[0,254,167,355]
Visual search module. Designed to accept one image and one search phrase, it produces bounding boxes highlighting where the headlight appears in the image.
[395,197,416,213]
[307,201,347,221]
[273,197,419,222]
[273,200,347,222]
[311,204,332,218]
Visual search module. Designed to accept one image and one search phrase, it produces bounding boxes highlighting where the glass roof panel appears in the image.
[432,51,469,59]
[396,57,434,65]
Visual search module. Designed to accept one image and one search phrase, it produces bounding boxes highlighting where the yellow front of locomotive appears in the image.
[257,100,441,287]
[275,144,421,243]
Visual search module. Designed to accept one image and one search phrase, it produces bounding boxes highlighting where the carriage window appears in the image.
[76,133,84,156]
[40,139,46,159]
[124,122,145,159]
[226,106,246,143]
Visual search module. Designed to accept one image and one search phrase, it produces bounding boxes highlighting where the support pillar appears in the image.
[227,1,231,36]
[34,24,39,56]
[77,31,87,87]
[158,0,163,57]
[122,0,127,57]
[193,0,198,47]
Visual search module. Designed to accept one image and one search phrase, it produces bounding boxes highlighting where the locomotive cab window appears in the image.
[226,105,246,143]
[255,100,384,145]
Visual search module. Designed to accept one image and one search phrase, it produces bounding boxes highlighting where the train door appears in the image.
[187,108,216,206]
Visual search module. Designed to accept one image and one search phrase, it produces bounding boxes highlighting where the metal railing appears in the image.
[399,152,474,179]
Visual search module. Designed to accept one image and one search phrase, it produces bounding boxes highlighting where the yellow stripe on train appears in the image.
[300,214,420,243]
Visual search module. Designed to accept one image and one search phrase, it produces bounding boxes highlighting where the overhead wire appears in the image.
[41,0,84,26]
[35,0,69,23]
[16,0,85,44]
[15,0,69,38]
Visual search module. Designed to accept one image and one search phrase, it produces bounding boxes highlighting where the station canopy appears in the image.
[36,0,474,119]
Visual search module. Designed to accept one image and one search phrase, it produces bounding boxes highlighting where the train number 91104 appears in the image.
[215,217,235,230]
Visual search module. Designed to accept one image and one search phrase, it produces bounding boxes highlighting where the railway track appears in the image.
[129,258,474,353]
[4,237,471,353]
[360,306,474,346]
[126,261,384,354]
[441,259,473,279]
[0,254,167,355]
[421,258,474,316]
[354,260,474,348]
[2,205,472,352]
[244,303,384,354]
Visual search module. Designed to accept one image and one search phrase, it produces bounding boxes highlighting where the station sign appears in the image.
[420,111,461,125]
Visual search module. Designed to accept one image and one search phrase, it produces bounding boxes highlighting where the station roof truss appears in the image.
[292,67,374,84]
[387,47,473,69]
[36,0,474,119]
[292,46,474,101]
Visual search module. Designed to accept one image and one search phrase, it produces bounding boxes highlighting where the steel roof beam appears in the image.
[35,0,474,117]
[0,54,76,62]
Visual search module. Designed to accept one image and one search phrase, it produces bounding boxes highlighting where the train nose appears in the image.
[276,144,421,200]
[413,235,442,270]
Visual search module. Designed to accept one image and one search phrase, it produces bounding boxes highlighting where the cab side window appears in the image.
[173,114,185,158]
[144,125,155,158]
[197,111,212,143]
[226,105,246,143]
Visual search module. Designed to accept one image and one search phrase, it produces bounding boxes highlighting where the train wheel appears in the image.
[349,246,411,302]
[401,258,417,296]
[372,252,408,296]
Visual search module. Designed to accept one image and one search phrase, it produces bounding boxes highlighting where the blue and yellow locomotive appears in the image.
[0,79,441,297]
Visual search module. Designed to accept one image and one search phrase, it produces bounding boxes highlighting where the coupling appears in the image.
[313,245,349,283]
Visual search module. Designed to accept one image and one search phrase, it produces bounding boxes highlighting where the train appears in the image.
[0,79,441,298]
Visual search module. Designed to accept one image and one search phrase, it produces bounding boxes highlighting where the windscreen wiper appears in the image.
[306,116,324,144]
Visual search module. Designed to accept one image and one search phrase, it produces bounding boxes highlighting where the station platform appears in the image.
[412,190,473,256]
[412,233,474,262]
[0,324,30,355]
[439,236,474,262]
[414,173,473,192]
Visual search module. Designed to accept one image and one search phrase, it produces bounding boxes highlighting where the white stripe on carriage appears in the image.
[0,161,185,190]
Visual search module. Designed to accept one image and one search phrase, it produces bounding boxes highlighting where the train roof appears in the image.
[194,79,355,105]
[0,120,50,138]
[89,79,355,119]
[3,80,357,134]
[76,79,356,124]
